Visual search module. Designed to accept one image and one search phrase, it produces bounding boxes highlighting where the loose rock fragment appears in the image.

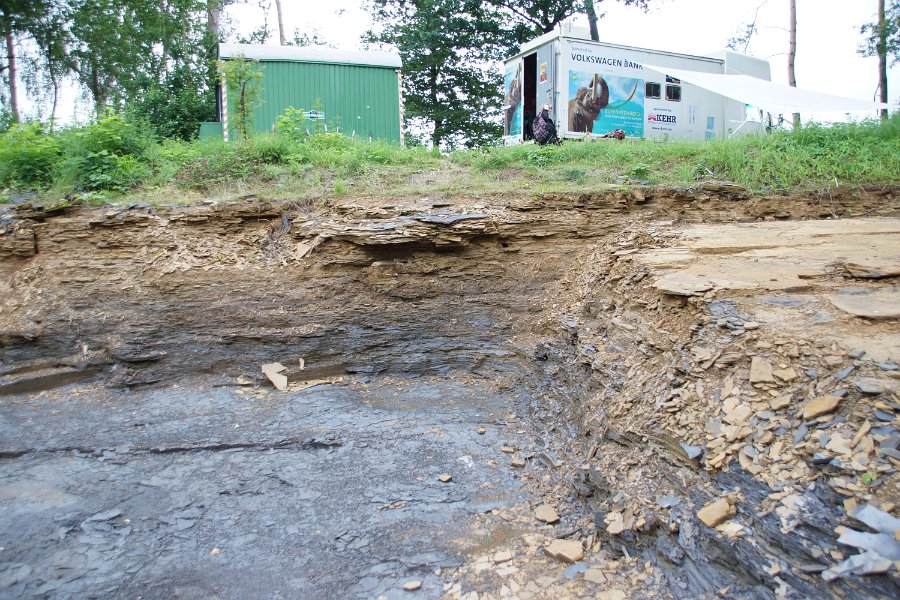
[402,580,422,591]
[749,357,775,384]
[545,539,584,563]
[606,521,625,535]
[535,504,560,524]
[697,498,735,528]
[493,550,513,564]
[822,550,893,581]
[583,567,607,584]
[437,474,452,483]
[802,395,843,420]
[854,377,893,395]
[510,456,526,468]
[261,362,288,391]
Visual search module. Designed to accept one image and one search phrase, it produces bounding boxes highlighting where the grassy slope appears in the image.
[2,115,899,207]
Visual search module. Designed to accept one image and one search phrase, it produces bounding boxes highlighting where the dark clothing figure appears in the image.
[532,109,560,145]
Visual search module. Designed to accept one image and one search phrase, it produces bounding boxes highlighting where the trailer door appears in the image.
[536,43,555,116]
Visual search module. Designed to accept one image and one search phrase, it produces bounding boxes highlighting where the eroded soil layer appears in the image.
[1,186,899,599]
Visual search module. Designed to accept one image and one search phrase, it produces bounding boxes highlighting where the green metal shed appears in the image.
[209,43,404,143]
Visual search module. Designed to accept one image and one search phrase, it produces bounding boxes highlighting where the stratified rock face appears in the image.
[1,188,899,600]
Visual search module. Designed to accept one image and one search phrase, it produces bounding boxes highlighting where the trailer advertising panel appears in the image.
[503,60,523,139]
[563,41,648,138]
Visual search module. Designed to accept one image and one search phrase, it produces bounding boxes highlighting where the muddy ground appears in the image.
[1,185,899,599]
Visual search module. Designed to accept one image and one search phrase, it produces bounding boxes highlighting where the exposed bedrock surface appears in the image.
[0,186,898,599]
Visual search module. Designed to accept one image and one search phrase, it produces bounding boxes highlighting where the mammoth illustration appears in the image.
[568,75,640,134]
[504,63,522,135]
[568,74,609,133]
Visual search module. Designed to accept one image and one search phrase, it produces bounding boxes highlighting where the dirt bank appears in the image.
[1,185,898,599]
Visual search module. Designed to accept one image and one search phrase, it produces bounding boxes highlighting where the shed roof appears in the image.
[218,43,402,69]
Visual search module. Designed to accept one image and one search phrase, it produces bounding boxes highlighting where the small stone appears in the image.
[773,368,798,382]
[535,504,560,524]
[511,456,526,468]
[597,591,627,600]
[657,495,680,508]
[437,474,452,483]
[679,442,703,460]
[743,321,760,330]
[770,395,792,410]
[545,539,584,563]
[209,548,220,556]
[476,427,486,435]
[834,366,854,381]
[606,521,625,535]
[493,550,513,564]
[583,567,607,584]
[802,395,843,420]
[403,580,422,591]
[848,350,866,359]
[749,357,775,384]
[854,378,886,395]
[724,403,753,425]
[500,445,515,454]
[697,498,735,528]
[874,409,895,422]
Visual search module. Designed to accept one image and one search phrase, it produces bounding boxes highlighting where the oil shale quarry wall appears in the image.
[1,186,899,599]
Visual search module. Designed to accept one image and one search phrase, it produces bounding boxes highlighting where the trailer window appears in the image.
[665,84,682,102]
[645,82,661,99]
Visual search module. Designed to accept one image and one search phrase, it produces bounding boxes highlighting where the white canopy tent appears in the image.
[644,63,891,116]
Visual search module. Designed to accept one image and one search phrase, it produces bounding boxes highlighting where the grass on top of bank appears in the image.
[1,113,898,206]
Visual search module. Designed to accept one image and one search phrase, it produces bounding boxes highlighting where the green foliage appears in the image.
[274,107,309,141]
[560,167,587,183]
[57,114,152,192]
[125,69,216,141]
[472,114,900,192]
[860,1,900,64]
[1,113,897,202]
[367,0,512,149]
[218,56,265,140]
[0,122,62,189]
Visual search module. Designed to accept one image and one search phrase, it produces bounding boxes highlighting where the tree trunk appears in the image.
[788,0,799,129]
[5,27,19,123]
[877,0,888,119]
[585,0,600,41]
[274,0,286,45]
[207,0,221,39]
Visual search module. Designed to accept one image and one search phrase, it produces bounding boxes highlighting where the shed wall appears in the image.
[225,60,401,141]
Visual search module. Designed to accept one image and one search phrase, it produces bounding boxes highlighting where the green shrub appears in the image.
[0,122,62,190]
[57,115,152,192]
[274,106,308,141]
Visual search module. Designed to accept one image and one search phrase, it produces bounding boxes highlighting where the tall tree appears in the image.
[0,0,47,122]
[368,0,513,149]
[860,0,899,119]
[584,0,600,40]
[788,0,799,128]
[274,0,286,45]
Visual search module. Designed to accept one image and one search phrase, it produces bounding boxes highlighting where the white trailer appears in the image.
[502,26,771,143]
